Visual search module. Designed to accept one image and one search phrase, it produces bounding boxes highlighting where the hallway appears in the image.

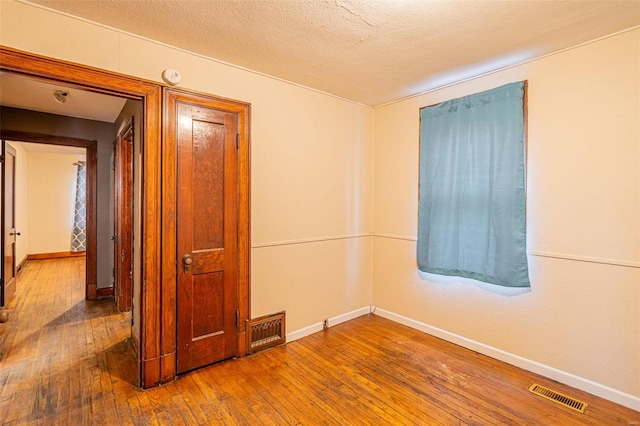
[0,258,136,423]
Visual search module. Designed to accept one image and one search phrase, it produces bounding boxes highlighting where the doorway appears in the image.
[0,68,140,385]
[0,104,138,385]
[0,46,162,387]
[0,131,98,300]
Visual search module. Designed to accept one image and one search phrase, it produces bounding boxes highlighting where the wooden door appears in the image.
[1,142,17,307]
[113,119,134,312]
[173,95,240,373]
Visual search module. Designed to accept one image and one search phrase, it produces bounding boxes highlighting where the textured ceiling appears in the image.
[0,71,127,122]
[19,0,640,105]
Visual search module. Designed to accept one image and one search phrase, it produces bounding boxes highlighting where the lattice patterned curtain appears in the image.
[71,161,87,252]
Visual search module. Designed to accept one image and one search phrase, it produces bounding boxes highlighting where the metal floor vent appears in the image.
[246,311,286,354]
[529,384,588,413]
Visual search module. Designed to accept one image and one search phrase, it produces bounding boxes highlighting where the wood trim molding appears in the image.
[16,255,28,273]
[160,88,177,383]
[96,286,114,297]
[141,85,162,389]
[27,251,86,260]
[236,94,251,357]
[1,46,162,389]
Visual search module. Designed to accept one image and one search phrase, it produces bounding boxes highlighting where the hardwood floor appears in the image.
[0,258,638,425]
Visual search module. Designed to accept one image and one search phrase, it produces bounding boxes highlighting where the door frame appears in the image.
[0,131,98,298]
[0,46,251,388]
[1,142,17,307]
[0,46,163,388]
[113,118,134,312]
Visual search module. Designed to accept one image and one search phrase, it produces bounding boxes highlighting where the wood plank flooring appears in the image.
[0,258,638,425]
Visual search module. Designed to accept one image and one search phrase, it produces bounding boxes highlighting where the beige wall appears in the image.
[373,29,640,407]
[0,0,374,334]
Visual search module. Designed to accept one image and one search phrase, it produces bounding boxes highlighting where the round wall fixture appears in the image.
[162,69,182,85]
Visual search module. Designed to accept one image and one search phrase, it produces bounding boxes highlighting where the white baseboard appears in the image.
[373,307,640,412]
[286,306,371,343]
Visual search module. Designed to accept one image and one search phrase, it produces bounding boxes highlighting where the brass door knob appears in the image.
[182,254,193,273]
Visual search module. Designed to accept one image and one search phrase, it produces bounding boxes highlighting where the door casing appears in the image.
[114,118,134,312]
[0,131,98,298]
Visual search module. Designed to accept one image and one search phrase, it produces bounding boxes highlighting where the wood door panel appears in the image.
[175,97,239,374]
[192,118,225,250]
[191,249,224,274]
[192,271,225,338]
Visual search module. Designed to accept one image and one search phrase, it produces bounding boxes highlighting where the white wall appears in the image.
[26,151,86,255]
[6,143,86,258]
[373,29,639,408]
[0,0,374,334]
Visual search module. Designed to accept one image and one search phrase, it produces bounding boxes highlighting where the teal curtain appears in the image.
[417,82,530,287]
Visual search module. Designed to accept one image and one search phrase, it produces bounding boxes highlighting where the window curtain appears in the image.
[417,82,530,287]
[71,161,87,253]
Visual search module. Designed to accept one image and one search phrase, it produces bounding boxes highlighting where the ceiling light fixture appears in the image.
[53,90,69,104]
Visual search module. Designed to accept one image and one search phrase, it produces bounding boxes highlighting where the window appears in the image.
[417,81,529,287]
